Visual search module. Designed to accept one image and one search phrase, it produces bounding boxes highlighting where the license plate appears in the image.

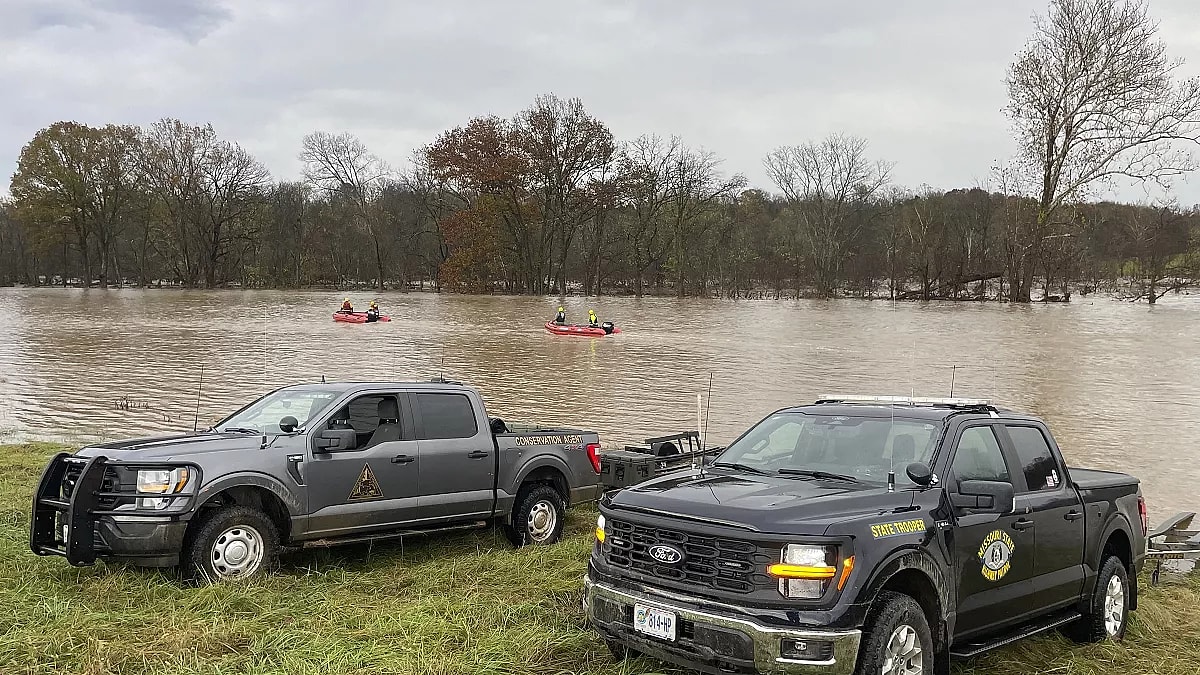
[633,603,677,641]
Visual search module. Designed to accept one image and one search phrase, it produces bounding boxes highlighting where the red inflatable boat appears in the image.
[544,321,620,337]
[333,312,391,323]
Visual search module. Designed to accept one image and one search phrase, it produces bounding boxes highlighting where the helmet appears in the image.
[589,309,596,314]
[370,300,377,307]
[344,298,349,302]
[558,306,564,312]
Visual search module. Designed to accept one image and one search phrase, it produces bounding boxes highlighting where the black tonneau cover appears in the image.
[1070,467,1140,490]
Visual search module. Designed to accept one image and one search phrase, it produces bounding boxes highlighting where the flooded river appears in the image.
[0,287,1198,518]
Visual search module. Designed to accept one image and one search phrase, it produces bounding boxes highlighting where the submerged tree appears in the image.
[1005,0,1200,302]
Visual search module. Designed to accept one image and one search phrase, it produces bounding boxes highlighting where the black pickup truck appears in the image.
[31,380,602,581]
[586,395,1147,675]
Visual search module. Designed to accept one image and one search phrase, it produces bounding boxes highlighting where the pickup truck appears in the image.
[31,380,602,581]
[586,395,1147,675]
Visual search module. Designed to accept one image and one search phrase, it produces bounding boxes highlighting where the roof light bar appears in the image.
[816,394,993,407]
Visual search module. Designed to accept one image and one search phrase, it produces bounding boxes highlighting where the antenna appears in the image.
[702,371,713,452]
[440,346,445,381]
[887,401,896,493]
[949,365,957,398]
[191,365,205,432]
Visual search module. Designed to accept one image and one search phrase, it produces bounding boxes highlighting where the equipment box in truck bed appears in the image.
[598,431,723,490]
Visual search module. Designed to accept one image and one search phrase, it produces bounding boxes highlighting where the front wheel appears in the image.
[182,506,278,583]
[855,591,933,675]
[1066,554,1130,643]
[504,484,565,547]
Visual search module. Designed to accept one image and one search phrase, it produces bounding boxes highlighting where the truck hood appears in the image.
[606,469,918,536]
[78,432,269,461]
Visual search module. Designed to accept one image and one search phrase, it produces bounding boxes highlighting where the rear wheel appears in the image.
[1066,554,1130,643]
[855,591,933,675]
[504,484,565,547]
[182,506,278,583]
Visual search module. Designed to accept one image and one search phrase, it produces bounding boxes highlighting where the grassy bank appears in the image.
[1,443,1197,675]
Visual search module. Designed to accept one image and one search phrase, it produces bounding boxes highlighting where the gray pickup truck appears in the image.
[31,380,602,581]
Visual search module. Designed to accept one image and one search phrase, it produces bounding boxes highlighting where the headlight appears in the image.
[136,467,191,510]
[768,544,839,599]
[595,514,606,543]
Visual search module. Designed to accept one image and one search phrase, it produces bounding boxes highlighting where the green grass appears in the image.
[1,443,1198,675]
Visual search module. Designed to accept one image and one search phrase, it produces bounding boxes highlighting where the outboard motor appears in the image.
[601,321,615,335]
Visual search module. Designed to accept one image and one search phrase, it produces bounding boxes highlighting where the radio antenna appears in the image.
[887,401,896,493]
[949,365,957,398]
[192,365,205,432]
[701,371,713,452]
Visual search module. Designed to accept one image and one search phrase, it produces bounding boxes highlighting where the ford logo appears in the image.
[648,544,685,564]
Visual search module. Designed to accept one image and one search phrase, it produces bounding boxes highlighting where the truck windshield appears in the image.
[214,389,341,434]
[712,413,941,485]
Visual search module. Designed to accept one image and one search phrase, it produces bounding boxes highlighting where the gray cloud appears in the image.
[2,0,1199,203]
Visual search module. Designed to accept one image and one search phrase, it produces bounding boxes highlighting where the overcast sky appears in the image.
[4,0,1200,204]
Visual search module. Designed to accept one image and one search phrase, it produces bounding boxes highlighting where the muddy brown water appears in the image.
[1,287,1198,521]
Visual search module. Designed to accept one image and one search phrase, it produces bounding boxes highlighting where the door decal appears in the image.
[348,463,384,501]
[977,530,1015,581]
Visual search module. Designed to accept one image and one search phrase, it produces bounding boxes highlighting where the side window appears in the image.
[416,393,478,440]
[1005,425,1061,492]
[951,426,1011,483]
[324,394,403,447]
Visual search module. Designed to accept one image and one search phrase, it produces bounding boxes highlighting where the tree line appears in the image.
[2,0,1199,302]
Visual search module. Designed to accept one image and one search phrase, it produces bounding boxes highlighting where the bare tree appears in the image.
[1005,0,1200,301]
[300,132,392,290]
[764,134,892,297]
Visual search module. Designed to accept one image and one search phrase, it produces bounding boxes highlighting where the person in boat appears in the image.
[554,306,566,325]
[366,300,380,323]
[588,309,599,327]
[338,298,353,313]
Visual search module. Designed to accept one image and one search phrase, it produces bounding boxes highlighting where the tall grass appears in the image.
[1,443,1196,675]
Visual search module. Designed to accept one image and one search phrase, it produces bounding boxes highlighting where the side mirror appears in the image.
[951,479,1015,514]
[905,462,934,487]
[314,428,356,452]
[279,416,299,433]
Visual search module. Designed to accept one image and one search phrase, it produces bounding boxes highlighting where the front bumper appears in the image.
[95,516,188,567]
[585,577,861,675]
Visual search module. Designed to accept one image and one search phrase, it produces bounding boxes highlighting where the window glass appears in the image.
[1005,425,1061,491]
[416,393,478,440]
[712,413,941,485]
[951,426,1011,483]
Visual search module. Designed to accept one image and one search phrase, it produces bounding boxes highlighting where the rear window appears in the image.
[1005,425,1062,492]
[416,393,478,440]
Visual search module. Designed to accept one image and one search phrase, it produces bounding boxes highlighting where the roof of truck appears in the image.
[279,379,470,393]
[780,395,1027,422]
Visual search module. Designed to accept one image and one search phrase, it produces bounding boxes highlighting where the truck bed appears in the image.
[1070,467,1140,490]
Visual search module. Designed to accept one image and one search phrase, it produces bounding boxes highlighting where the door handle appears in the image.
[391,455,415,464]
[1012,518,1035,531]
[467,451,489,459]
[1065,510,1084,521]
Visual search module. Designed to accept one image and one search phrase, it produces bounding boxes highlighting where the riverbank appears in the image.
[2,443,1198,674]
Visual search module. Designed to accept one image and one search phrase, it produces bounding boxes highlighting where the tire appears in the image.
[854,591,934,675]
[504,484,566,547]
[182,506,278,583]
[1066,555,1130,643]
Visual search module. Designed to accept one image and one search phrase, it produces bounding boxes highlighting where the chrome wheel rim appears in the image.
[211,525,264,579]
[1104,574,1125,636]
[882,624,923,675]
[527,500,558,542]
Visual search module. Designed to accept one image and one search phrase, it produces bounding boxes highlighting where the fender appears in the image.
[857,546,953,641]
[1085,513,1137,606]
[513,454,573,491]
[194,471,304,517]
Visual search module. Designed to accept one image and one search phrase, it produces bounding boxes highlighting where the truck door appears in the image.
[997,423,1086,614]
[411,391,496,521]
[946,423,1038,639]
[303,392,420,536]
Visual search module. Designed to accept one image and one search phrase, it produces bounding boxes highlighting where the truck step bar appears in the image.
[949,610,1081,659]
[299,521,489,549]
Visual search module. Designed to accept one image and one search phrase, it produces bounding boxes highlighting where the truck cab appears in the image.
[586,395,1146,675]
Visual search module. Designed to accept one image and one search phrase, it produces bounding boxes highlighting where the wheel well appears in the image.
[880,569,945,654]
[1102,528,1136,609]
[197,487,291,543]
[520,467,569,505]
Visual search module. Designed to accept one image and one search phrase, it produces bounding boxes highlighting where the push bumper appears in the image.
[585,577,861,675]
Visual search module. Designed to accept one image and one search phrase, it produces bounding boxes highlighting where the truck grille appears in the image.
[62,463,119,507]
[605,519,775,594]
